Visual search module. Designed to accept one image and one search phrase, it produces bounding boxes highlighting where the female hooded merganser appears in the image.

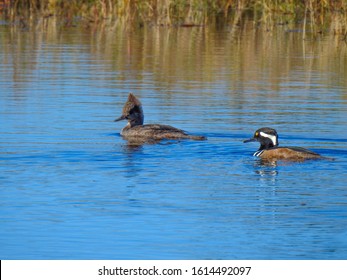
[244,127,323,161]
[115,93,206,142]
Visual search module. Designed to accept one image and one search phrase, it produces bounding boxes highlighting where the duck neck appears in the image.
[259,139,277,150]
[125,117,144,129]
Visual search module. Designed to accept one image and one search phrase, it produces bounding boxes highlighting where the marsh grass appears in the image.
[1,0,346,38]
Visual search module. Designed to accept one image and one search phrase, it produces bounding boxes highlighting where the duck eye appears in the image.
[255,132,259,137]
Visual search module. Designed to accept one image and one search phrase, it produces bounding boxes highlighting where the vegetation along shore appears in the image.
[0,1,346,38]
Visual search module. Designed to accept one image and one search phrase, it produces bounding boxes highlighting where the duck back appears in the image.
[121,124,206,141]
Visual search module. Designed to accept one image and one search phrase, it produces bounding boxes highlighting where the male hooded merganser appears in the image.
[115,93,206,142]
[244,127,323,161]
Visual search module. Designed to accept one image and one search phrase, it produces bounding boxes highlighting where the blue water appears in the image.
[0,25,347,259]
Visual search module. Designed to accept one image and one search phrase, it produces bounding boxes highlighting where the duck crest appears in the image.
[123,93,143,115]
[127,93,141,106]
[121,93,144,126]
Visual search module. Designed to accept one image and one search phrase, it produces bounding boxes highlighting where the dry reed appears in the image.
[0,0,346,37]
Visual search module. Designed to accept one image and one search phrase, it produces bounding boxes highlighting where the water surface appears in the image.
[0,22,347,259]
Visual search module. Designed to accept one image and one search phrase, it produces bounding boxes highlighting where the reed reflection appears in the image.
[2,19,346,97]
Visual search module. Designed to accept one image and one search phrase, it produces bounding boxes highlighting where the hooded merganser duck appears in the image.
[244,127,323,161]
[114,93,206,142]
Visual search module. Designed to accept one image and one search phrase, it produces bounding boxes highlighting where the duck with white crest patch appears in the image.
[244,127,324,161]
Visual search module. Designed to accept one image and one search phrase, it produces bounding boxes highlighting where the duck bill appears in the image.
[114,115,126,122]
[243,138,257,143]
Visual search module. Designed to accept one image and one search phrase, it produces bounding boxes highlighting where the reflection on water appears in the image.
[0,20,347,260]
[253,159,279,180]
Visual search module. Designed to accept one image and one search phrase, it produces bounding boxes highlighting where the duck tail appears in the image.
[188,135,207,141]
